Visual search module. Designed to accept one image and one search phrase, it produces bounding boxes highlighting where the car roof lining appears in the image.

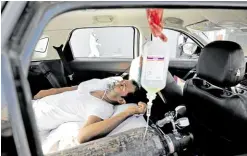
[44,9,247,31]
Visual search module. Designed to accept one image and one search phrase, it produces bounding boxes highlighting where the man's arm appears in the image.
[33,86,78,100]
[77,102,147,144]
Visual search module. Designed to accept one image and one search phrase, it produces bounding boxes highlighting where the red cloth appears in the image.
[146,9,167,42]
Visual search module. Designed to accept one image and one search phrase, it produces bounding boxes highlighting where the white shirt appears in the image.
[33,77,123,132]
[41,103,147,154]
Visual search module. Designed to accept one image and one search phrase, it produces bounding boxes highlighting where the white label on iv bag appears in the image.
[145,55,165,80]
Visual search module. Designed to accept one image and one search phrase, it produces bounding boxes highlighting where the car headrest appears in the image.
[197,41,245,87]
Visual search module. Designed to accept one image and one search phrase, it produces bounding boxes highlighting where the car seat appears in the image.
[183,41,247,155]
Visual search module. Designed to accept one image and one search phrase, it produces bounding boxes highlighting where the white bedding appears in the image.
[42,104,147,154]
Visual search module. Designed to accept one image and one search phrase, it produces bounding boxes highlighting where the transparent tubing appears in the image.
[143,93,157,141]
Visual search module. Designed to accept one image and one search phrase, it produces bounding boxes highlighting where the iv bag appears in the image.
[141,39,170,94]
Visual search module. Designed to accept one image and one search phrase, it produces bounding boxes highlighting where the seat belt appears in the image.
[59,60,68,86]
[53,45,75,83]
[38,62,61,88]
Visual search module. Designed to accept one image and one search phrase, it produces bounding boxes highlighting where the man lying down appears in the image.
[32,77,147,154]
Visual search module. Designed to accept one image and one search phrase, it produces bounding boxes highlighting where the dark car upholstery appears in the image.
[183,41,247,155]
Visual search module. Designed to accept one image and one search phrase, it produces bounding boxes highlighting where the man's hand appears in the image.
[125,102,147,116]
[34,88,57,100]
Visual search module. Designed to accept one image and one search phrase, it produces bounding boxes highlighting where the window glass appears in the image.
[32,36,49,60]
[152,29,199,59]
[191,29,247,56]
[70,27,135,59]
[35,37,49,53]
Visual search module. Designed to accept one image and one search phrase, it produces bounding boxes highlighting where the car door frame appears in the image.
[2,2,247,156]
[1,2,42,156]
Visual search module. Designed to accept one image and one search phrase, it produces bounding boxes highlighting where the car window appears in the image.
[69,27,135,59]
[32,36,49,60]
[35,37,49,53]
[152,29,200,59]
[191,29,247,56]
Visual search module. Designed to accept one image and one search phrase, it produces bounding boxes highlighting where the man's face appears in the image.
[113,80,136,97]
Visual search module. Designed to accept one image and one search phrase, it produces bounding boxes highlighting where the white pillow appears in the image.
[129,57,141,85]
[106,76,123,81]
[107,103,147,136]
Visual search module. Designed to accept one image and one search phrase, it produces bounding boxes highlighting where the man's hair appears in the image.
[122,80,141,104]
[131,80,140,93]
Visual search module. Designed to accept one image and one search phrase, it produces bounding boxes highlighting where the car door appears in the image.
[28,35,68,96]
[1,2,42,156]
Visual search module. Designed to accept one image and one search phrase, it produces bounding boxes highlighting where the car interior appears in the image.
[25,8,247,156]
